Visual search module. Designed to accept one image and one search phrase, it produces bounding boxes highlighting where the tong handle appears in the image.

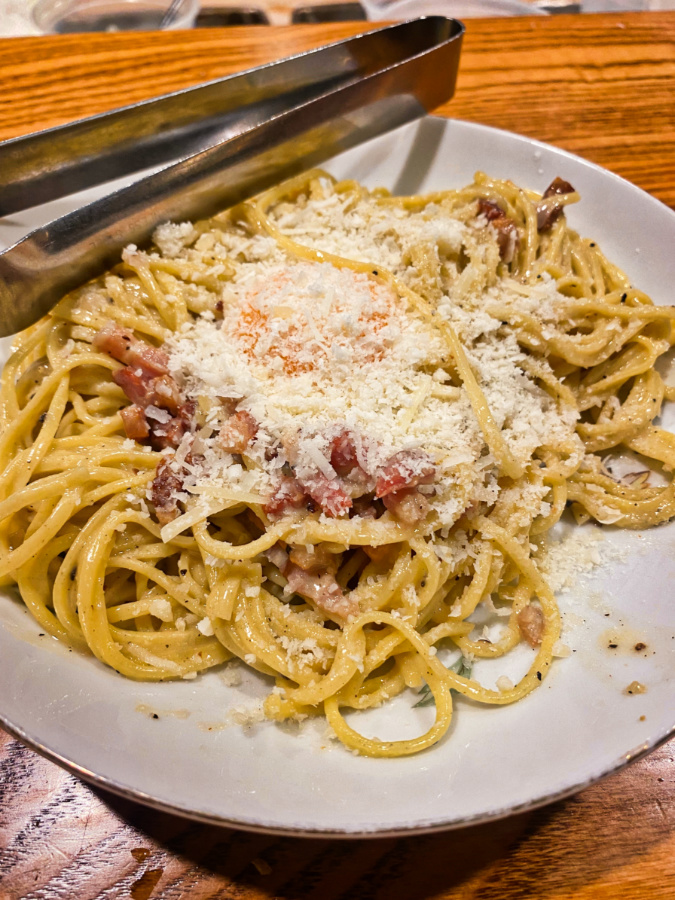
[0,17,464,337]
[0,18,458,216]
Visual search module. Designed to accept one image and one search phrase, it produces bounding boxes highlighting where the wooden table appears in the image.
[1,12,674,899]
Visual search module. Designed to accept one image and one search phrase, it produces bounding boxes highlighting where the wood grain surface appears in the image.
[0,13,674,899]
[1,725,674,899]
[0,12,673,204]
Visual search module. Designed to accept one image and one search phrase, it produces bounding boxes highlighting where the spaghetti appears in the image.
[1,170,673,757]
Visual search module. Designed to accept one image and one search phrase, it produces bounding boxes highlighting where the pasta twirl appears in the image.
[1,170,673,757]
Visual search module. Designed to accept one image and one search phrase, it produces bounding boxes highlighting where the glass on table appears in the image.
[359,0,546,18]
[32,0,200,33]
[581,0,675,8]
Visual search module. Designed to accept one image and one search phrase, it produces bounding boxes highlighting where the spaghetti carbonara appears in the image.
[1,170,673,757]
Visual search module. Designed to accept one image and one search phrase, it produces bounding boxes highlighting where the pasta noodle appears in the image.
[1,169,673,757]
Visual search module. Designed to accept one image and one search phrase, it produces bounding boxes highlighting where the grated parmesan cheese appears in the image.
[538,525,621,594]
[152,221,197,258]
[135,178,584,573]
[220,664,243,687]
[197,616,215,636]
[228,700,266,727]
[552,640,572,658]
[496,675,514,692]
[149,598,173,622]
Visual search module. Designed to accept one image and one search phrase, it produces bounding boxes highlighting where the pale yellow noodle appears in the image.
[0,169,673,758]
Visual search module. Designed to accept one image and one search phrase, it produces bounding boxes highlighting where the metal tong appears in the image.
[0,17,464,336]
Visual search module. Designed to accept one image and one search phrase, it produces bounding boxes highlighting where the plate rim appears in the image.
[2,710,673,838]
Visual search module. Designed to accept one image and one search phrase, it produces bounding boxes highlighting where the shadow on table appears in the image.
[96,765,671,900]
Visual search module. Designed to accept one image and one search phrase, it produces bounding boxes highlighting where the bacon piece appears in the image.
[150,456,184,525]
[375,450,436,499]
[329,429,372,495]
[382,489,429,526]
[289,543,341,575]
[285,565,358,620]
[300,472,352,518]
[351,496,383,520]
[477,198,519,263]
[518,605,545,647]
[114,361,190,449]
[219,397,239,417]
[478,199,506,224]
[113,368,180,414]
[329,430,359,476]
[544,177,574,198]
[119,404,149,440]
[150,376,181,414]
[264,477,308,519]
[537,177,576,232]
[219,410,258,454]
[93,323,169,377]
[264,469,352,520]
[112,367,149,407]
[151,400,196,450]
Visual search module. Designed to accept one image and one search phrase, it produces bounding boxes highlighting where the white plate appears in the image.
[1,118,674,837]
